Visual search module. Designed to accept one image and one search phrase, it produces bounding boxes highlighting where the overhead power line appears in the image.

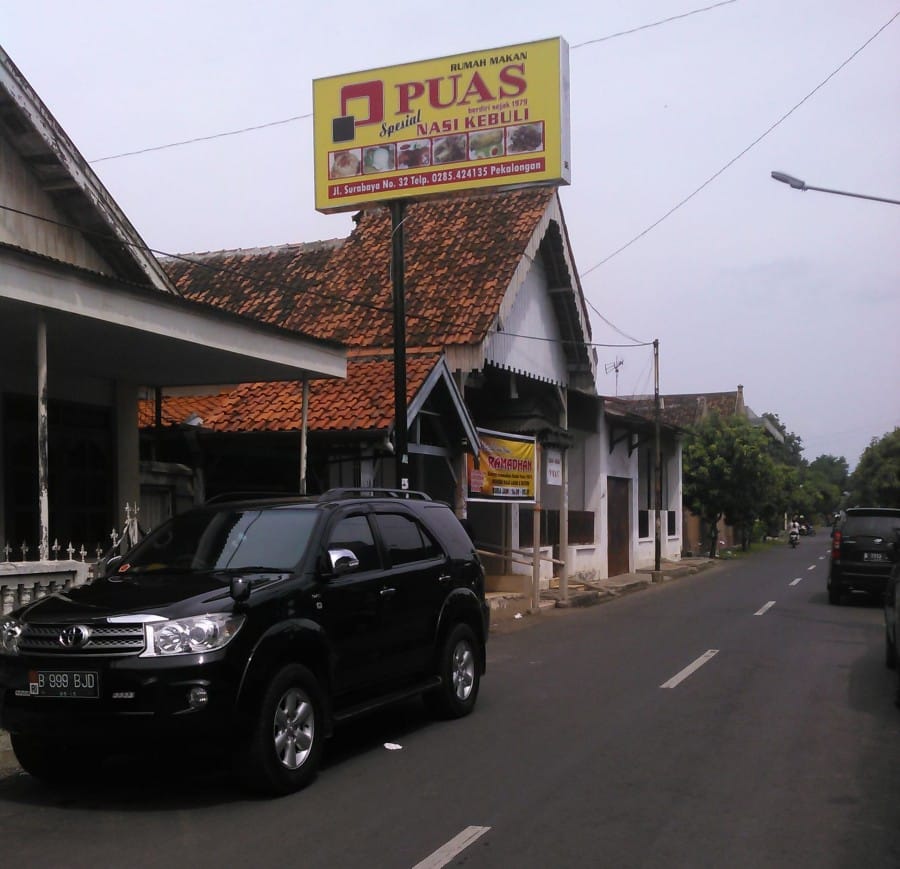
[86,1,741,165]
[90,113,313,164]
[0,201,642,350]
[580,8,900,276]
[570,0,739,48]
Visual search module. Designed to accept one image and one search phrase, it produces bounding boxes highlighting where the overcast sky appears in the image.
[5,0,899,469]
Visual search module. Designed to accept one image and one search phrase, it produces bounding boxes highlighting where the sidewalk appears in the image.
[0,729,14,777]
[488,557,717,625]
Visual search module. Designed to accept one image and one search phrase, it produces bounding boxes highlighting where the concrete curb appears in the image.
[488,558,716,620]
[0,729,17,776]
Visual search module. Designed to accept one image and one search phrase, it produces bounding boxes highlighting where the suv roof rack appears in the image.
[319,488,432,502]
[204,491,309,504]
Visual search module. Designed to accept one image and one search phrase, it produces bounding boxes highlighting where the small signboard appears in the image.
[466,429,536,503]
[546,448,562,486]
[313,37,570,213]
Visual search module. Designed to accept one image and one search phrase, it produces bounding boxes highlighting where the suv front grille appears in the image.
[19,623,146,656]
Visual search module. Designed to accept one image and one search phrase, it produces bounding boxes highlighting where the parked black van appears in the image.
[828,507,900,605]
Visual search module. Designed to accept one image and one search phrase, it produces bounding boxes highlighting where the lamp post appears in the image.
[771,171,900,206]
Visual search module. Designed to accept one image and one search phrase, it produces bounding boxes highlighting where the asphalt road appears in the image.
[2,538,899,868]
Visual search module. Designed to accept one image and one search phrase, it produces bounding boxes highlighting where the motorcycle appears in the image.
[789,529,800,548]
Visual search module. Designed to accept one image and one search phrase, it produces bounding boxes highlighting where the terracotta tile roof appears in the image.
[621,391,742,428]
[139,352,441,434]
[161,240,343,334]
[137,394,227,428]
[161,188,556,350]
[150,188,559,436]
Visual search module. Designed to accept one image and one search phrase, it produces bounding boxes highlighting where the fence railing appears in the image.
[0,503,144,615]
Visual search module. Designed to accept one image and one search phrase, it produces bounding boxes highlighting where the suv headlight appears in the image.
[0,617,22,656]
[141,614,244,658]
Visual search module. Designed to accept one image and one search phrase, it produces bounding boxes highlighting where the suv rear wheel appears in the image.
[239,663,324,795]
[425,623,481,719]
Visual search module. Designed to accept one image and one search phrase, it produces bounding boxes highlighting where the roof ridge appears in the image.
[160,239,345,261]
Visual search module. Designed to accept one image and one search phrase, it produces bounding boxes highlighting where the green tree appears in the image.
[809,454,849,491]
[847,429,900,507]
[797,467,841,526]
[763,412,806,468]
[683,413,779,556]
[758,463,799,537]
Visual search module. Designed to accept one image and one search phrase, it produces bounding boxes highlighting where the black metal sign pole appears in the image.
[390,199,409,489]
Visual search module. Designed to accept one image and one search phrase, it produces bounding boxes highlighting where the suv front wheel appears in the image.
[239,663,324,795]
[425,623,481,720]
[11,733,101,784]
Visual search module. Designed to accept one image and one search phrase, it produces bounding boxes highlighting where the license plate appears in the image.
[863,552,887,562]
[28,670,99,698]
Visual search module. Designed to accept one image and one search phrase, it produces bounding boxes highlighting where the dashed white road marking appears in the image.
[807,565,817,571]
[790,577,802,586]
[755,601,776,616]
[413,826,491,869]
[661,650,719,689]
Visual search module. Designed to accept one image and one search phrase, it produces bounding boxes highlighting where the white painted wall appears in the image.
[484,255,569,385]
[115,382,140,528]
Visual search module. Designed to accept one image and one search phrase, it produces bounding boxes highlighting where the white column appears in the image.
[37,315,49,560]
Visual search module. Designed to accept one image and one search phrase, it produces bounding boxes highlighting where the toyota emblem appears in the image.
[59,625,90,649]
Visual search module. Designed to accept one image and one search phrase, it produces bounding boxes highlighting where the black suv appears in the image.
[828,507,900,605]
[0,489,489,794]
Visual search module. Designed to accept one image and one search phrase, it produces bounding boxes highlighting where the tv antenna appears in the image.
[604,358,624,395]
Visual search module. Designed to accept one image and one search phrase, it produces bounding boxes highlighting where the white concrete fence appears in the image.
[0,503,143,615]
[0,560,92,616]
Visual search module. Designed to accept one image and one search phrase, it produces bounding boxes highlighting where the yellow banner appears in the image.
[467,430,536,503]
[313,37,570,213]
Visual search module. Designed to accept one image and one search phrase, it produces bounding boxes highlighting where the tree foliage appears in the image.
[762,412,806,468]
[847,429,900,508]
[681,411,891,557]
[683,413,777,556]
[809,454,849,491]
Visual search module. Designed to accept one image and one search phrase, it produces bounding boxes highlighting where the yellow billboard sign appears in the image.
[313,37,570,213]
[466,429,536,503]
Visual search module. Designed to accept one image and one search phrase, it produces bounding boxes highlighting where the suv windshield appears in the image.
[843,513,900,537]
[121,506,319,573]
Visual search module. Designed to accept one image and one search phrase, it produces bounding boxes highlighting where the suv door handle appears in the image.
[380,586,397,599]
[438,574,452,583]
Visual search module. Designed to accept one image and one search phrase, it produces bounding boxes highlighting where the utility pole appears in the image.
[653,339,662,574]
[390,200,409,490]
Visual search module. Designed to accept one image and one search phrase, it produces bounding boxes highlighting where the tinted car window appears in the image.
[374,513,441,566]
[124,507,318,572]
[843,515,900,537]
[327,515,380,571]
[423,504,476,557]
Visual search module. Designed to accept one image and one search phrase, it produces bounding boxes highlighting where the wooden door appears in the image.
[607,477,630,577]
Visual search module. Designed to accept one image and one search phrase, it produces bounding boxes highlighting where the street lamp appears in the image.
[771,171,900,206]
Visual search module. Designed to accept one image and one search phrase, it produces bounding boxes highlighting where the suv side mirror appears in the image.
[326,548,360,576]
[230,576,251,602]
